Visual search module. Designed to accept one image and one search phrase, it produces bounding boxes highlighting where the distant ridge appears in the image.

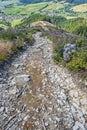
[0,0,87,5]
[20,0,87,5]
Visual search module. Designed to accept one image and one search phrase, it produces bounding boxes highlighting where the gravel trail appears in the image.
[0,32,87,130]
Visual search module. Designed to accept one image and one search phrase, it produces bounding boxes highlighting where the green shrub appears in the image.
[0,28,36,63]
[54,44,65,62]
[60,18,87,37]
[77,36,84,47]
[75,25,87,37]
[0,32,16,40]
[54,51,62,62]
[0,54,7,63]
[67,49,87,70]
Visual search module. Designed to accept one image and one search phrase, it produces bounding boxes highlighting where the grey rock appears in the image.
[0,78,4,82]
[84,80,87,86]
[0,73,2,76]
[63,43,77,62]
[15,74,30,82]
[0,107,5,113]
[73,121,85,130]
[45,122,49,126]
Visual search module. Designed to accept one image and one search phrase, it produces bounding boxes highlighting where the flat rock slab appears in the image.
[12,75,30,87]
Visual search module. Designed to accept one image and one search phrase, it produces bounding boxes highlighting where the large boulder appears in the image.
[63,43,77,62]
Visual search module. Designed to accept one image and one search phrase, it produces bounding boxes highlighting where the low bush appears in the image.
[54,43,65,62]
[0,41,13,55]
[0,28,36,63]
[0,41,13,63]
[0,30,16,40]
[77,36,85,47]
[67,49,87,70]
[0,54,7,63]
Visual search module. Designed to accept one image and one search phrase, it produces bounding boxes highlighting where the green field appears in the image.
[0,24,8,30]
[3,1,87,19]
[72,4,87,12]
[0,0,21,6]
[3,2,71,16]
[3,2,50,15]
[0,1,87,30]
[10,18,22,27]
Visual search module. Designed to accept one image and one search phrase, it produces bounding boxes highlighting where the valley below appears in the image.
[0,31,87,130]
[0,1,87,30]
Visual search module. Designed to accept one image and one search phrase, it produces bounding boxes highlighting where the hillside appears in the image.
[1,1,87,20]
[0,0,21,6]
[15,14,87,36]
[67,0,87,4]
[0,21,87,130]
[3,2,68,15]
[0,0,87,129]
[20,0,87,5]
[12,0,87,5]
[0,0,87,6]
[0,0,87,27]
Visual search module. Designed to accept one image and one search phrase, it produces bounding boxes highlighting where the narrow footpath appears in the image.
[0,32,87,130]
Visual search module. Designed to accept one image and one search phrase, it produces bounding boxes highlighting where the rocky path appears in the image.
[0,32,87,130]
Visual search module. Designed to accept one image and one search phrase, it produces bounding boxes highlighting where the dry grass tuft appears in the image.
[0,40,13,56]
